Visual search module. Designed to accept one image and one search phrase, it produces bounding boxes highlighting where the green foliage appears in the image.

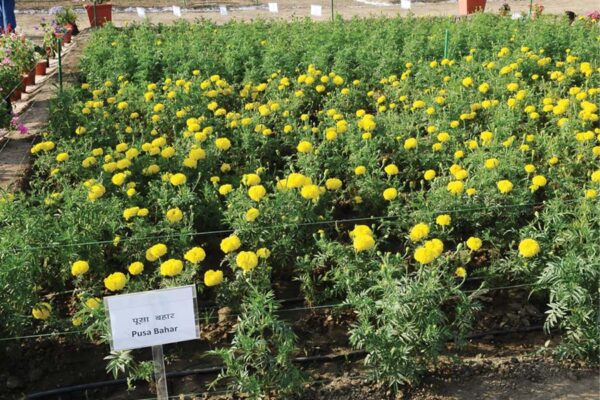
[209,285,304,399]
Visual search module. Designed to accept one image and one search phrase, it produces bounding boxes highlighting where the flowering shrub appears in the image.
[0,13,599,389]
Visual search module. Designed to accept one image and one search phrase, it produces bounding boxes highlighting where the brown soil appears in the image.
[2,291,599,399]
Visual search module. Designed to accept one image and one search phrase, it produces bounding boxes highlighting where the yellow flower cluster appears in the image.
[350,224,375,252]
[104,272,127,291]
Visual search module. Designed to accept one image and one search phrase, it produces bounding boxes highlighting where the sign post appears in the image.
[104,285,199,399]
[152,345,168,399]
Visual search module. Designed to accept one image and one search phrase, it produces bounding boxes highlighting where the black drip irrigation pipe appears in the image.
[25,325,545,399]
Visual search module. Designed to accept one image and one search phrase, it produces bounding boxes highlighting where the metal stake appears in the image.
[152,345,168,400]
[331,0,334,22]
[444,29,449,59]
[57,37,63,92]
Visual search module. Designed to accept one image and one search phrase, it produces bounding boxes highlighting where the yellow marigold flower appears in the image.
[447,180,465,195]
[32,302,52,320]
[166,207,183,224]
[71,260,90,277]
[287,173,309,188]
[56,152,69,162]
[245,207,260,222]
[146,243,168,262]
[104,272,127,291]
[160,259,184,277]
[72,317,83,326]
[353,234,375,252]
[436,214,451,226]
[242,173,261,186]
[524,164,536,173]
[424,170,436,181]
[466,188,477,196]
[354,165,367,175]
[215,137,231,151]
[128,262,144,275]
[384,164,399,176]
[123,206,140,221]
[518,238,540,258]
[256,248,271,258]
[160,146,175,158]
[248,185,267,201]
[591,170,600,182]
[484,158,500,169]
[530,175,547,191]
[218,184,233,195]
[425,238,444,257]
[184,247,206,264]
[383,188,397,201]
[585,189,597,199]
[297,140,314,153]
[455,266,467,278]
[461,238,482,254]
[170,173,187,186]
[409,223,429,242]
[220,235,241,253]
[137,208,149,217]
[325,178,342,190]
[236,251,258,273]
[300,184,321,201]
[462,77,473,87]
[204,269,223,287]
[404,137,417,150]
[189,148,206,161]
[349,225,373,238]
[111,172,126,186]
[85,297,101,310]
[414,246,435,265]
[497,180,514,194]
[548,157,559,166]
[221,163,231,173]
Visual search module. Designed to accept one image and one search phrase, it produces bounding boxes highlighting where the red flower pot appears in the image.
[35,60,47,76]
[21,73,33,89]
[458,0,486,15]
[10,88,22,102]
[84,3,113,27]
[28,69,36,86]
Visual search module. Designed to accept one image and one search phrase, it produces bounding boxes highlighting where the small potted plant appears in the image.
[54,6,80,36]
[83,0,113,28]
[458,0,487,15]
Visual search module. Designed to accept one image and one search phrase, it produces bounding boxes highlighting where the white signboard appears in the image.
[173,5,182,17]
[104,285,199,351]
[310,5,322,17]
[136,7,146,18]
[268,3,279,13]
[220,5,228,15]
[401,0,411,10]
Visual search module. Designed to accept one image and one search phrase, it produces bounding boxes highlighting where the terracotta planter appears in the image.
[458,0,486,15]
[21,73,33,89]
[84,3,113,27]
[35,60,47,76]
[28,69,36,86]
[10,88,21,102]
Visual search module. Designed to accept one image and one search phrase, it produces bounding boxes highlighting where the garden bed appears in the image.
[0,12,598,399]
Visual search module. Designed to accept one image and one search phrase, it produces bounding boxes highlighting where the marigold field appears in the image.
[1,13,599,398]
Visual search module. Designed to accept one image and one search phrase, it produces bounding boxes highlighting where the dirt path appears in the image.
[13,0,600,38]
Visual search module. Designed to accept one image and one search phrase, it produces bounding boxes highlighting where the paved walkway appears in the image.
[0,32,89,191]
